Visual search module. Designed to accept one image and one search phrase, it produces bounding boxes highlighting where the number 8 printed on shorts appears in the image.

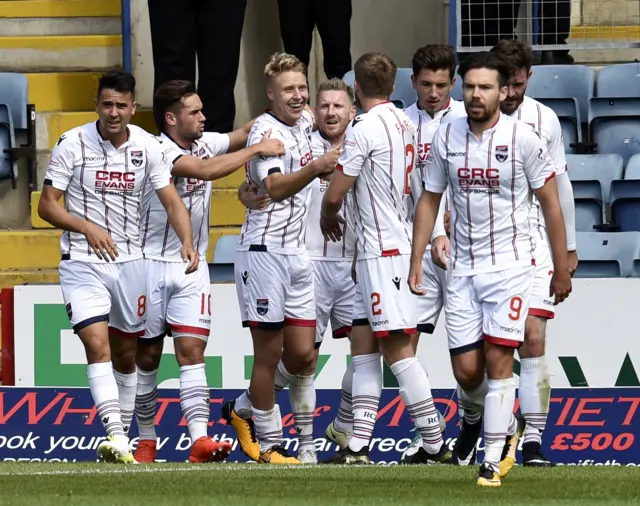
[137,295,147,317]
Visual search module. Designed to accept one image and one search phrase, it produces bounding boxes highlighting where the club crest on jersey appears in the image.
[130,150,144,167]
[495,145,509,163]
[256,298,269,316]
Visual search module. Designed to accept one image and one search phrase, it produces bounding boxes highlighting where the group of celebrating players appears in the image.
[37,37,576,487]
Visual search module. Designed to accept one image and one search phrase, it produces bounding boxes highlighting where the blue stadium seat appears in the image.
[526,65,594,123]
[596,63,640,98]
[588,97,640,166]
[536,97,582,153]
[575,231,640,277]
[610,179,640,231]
[209,235,238,283]
[342,69,417,111]
[0,72,35,189]
[624,154,640,179]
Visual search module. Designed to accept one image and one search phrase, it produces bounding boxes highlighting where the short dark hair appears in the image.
[457,51,510,88]
[153,80,197,131]
[411,44,457,80]
[353,52,397,99]
[490,39,533,74]
[97,70,136,98]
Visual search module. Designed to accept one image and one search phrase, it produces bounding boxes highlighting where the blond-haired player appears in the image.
[239,77,357,464]
[321,53,451,465]
[222,53,338,464]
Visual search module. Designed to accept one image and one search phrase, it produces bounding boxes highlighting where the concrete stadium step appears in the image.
[0,18,120,37]
[0,35,121,72]
[568,25,640,64]
[0,270,60,289]
[0,0,121,18]
[27,72,103,112]
[0,228,241,269]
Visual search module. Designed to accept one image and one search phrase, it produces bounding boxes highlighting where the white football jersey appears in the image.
[404,98,467,218]
[305,131,356,260]
[44,122,173,263]
[508,96,567,237]
[424,114,555,276]
[338,102,415,260]
[141,132,230,262]
[238,110,314,254]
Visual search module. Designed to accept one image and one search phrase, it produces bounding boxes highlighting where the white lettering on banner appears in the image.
[12,280,640,388]
[0,432,39,450]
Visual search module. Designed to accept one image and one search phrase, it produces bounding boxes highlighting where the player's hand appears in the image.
[240,182,271,210]
[320,213,344,242]
[431,235,450,270]
[444,210,451,237]
[550,269,572,305]
[408,258,425,295]
[258,129,285,157]
[82,222,118,262]
[181,244,199,274]
[315,146,341,176]
[567,250,578,277]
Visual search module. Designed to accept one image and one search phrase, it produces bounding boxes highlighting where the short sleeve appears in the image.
[521,125,555,190]
[249,125,285,183]
[146,138,173,191]
[544,111,568,176]
[423,125,448,194]
[202,132,230,156]
[338,119,368,178]
[43,133,77,191]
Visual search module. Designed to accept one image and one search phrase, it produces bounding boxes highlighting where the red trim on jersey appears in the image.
[78,132,90,256]
[169,324,210,337]
[336,163,344,172]
[109,326,144,339]
[528,308,555,320]
[464,133,475,268]
[483,333,521,348]
[284,317,316,327]
[332,326,352,339]
[381,248,400,257]
[544,172,556,184]
[374,327,417,338]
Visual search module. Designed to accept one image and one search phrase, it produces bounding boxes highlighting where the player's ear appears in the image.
[411,74,417,91]
[527,69,533,80]
[349,105,356,121]
[132,100,138,115]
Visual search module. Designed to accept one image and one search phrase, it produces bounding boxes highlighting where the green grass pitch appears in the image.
[0,463,639,505]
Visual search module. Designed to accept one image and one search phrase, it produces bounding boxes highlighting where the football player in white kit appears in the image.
[132,80,286,464]
[489,39,577,467]
[238,78,357,464]
[222,53,339,465]
[400,44,468,464]
[321,52,451,465]
[38,71,197,464]
[409,52,572,487]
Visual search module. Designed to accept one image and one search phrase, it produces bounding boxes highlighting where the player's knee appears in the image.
[110,339,137,373]
[174,338,206,366]
[522,316,546,358]
[453,365,485,391]
[136,339,163,370]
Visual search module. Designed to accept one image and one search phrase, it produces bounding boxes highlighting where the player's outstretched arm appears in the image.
[226,118,256,153]
[173,130,285,182]
[533,178,572,304]
[409,190,442,295]
[155,185,198,274]
[38,184,119,262]
[265,147,339,202]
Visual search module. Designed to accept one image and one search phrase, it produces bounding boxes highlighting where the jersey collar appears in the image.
[95,120,130,147]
